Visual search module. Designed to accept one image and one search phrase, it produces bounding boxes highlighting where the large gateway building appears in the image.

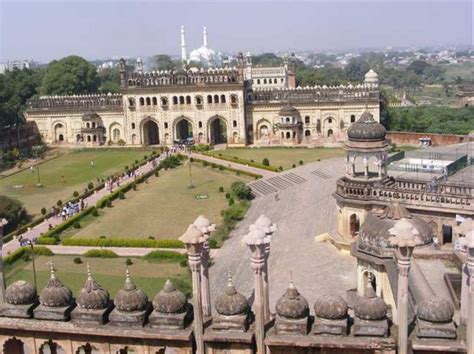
[25,54,380,148]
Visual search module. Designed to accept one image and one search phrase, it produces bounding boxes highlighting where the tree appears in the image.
[0,195,28,234]
[407,60,431,75]
[230,182,253,200]
[41,55,99,95]
[252,53,283,66]
[344,58,370,82]
[150,55,179,71]
[97,67,120,93]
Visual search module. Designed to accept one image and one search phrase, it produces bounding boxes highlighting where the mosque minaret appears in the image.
[180,25,187,63]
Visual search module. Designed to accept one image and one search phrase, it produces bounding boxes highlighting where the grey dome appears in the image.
[314,294,348,320]
[215,274,248,316]
[279,105,298,116]
[354,288,387,320]
[275,282,309,319]
[5,280,36,305]
[77,268,110,310]
[82,110,99,121]
[40,268,73,307]
[153,279,187,314]
[347,111,386,142]
[114,270,148,312]
[417,297,454,323]
[359,204,433,257]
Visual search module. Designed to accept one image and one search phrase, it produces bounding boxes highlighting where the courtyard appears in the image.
[0,149,149,217]
[63,163,251,239]
[5,254,191,298]
[206,147,344,170]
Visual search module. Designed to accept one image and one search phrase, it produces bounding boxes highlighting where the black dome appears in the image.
[347,111,386,142]
[279,105,298,116]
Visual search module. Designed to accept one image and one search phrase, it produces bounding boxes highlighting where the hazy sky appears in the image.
[0,1,472,62]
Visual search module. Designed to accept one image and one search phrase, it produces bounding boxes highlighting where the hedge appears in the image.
[191,157,262,179]
[143,250,186,262]
[4,246,53,266]
[61,238,184,248]
[36,237,57,245]
[38,207,94,243]
[83,249,118,258]
[201,152,279,172]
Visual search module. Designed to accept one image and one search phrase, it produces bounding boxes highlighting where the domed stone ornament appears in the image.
[109,268,150,327]
[312,294,349,336]
[71,264,111,325]
[352,287,389,337]
[33,261,74,321]
[275,281,309,335]
[347,111,386,143]
[149,279,192,331]
[0,280,37,319]
[212,272,249,333]
[416,297,457,339]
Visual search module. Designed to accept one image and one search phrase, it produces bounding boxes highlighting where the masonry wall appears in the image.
[387,131,473,147]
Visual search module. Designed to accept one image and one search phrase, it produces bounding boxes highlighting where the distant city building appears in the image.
[181,26,222,68]
[0,60,34,74]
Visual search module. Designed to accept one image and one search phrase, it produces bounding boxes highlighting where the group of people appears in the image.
[51,199,87,221]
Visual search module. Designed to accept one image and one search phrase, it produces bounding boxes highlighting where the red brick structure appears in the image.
[387,131,473,147]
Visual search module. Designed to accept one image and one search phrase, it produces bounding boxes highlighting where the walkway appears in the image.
[2,159,157,257]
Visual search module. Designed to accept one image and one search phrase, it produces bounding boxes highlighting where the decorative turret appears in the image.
[275,281,309,335]
[0,280,37,318]
[352,286,389,337]
[364,69,379,85]
[416,297,457,339]
[34,262,74,321]
[312,294,349,336]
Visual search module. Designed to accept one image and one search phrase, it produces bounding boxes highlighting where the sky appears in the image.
[0,0,472,62]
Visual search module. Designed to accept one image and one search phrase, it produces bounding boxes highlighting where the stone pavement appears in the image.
[2,159,156,257]
[209,157,357,313]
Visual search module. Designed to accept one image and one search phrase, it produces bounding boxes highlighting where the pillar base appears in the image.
[416,319,457,339]
[312,316,348,336]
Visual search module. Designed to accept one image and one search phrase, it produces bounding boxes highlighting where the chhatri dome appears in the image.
[181,26,222,68]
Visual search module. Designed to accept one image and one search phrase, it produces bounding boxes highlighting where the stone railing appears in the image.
[26,94,123,111]
[336,177,473,212]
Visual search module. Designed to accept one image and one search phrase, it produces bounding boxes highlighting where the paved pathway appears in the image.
[209,157,358,313]
[2,159,157,257]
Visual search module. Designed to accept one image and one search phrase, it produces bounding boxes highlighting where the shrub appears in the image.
[125,258,133,266]
[36,237,56,245]
[219,186,224,193]
[132,183,137,191]
[135,159,139,164]
[4,246,53,266]
[144,155,148,160]
[144,250,186,263]
[73,221,81,229]
[279,166,284,171]
[230,181,253,200]
[160,156,181,169]
[73,191,79,197]
[208,238,218,248]
[218,165,224,171]
[73,257,83,264]
[124,165,129,170]
[41,207,47,216]
[148,236,155,240]
[62,238,184,248]
[225,192,231,199]
[99,235,107,239]
[106,199,112,208]
[57,200,63,207]
[191,144,211,152]
[228,197,235,206]
[299,160,304,165]
[88,182,94,190]
[118,192,125,200]
[22,253,30,262]
[203,161,209,167]
[292,164,296,168]
[211,163,218,169]
[262,158,270,166]
[117,139,126,146]
[91,207,99,217]
[180,259,188,267]
[83,249,118,258]
[154,171,159,177]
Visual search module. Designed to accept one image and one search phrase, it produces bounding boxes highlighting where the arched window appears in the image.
[214,95,219,103]
[86,122,90,128]
[350,114,356,123]
[196,96,202,105]
[257,79,261,84]
[207,95,212,104]
[186,96,191,104]
[39,340,65,354]
[327,129,333,137]
[113,128,120,141]
[220,94,226,103]
[233,120,237,128]
[198,121,203,128]
[152,97,158,105]
[293,131,296,138]
[161,97,168,106]
[172,96,178,105]
[263,79,267,84]
[128,98,135,107]
[93,135,97,142]
[286,117,291,123]
[87,135,91,142]
[116,347,136,354]
[164,122,168,129]
[231,95,238,104]
[58,134,64,141]
[281,132,284,138]
[305,130,311,137]
[286,132,291,139]
[139,97,145,106]
[92,122,96,128]
[4,337,25,354]
[76,343,99,354]
[179,96,185,104]
[131,123,136,130]
[146,97,151,106]
[305,116,310,124]
[328,118,332,124]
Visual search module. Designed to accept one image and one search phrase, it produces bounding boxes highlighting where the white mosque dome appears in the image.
[181,26,222,68]
[364,69,379,84]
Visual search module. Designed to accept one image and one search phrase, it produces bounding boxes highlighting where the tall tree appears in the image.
[150,54,179,71]
[344,57,370,82]
[41,55,99,95]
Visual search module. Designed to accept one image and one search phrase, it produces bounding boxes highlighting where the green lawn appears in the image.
[207,147,344,170]
[66,163,251,239]
[5,255,191,298]
[0,149,149,217]
[444,62,474,81]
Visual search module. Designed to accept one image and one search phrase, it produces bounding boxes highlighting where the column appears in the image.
[467,239,474,354]
[263,243,271,322]
[345,154,350,175]
[0,219,8,304]
[200,240,211,317]
[363,156,369,178]
[396,246,413,354]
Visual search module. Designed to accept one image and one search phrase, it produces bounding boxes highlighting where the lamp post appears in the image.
[244,227,271,354]
[0,219,8,304]
[33,145,42,187]
[188,150,194,189]
[193,215,216,318]
[389,218,422,354]
[179,224,206,354]
[15,235,37,292]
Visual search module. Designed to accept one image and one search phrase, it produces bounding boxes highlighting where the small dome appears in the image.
[82,110,99,121]
[279,105,298,116]
[5,280,36,305]
[76,266,110,310]
[354,287,387,320]
[114,269,148,312]
[275,282,309,319]
[215,273,248,316]
[314,294,348,320]
[364,69,379,84]
[417,297,454,323]
[40,265,73,307]
[153,279,187,314]
[359,204,433,257]
[347,111,386,142]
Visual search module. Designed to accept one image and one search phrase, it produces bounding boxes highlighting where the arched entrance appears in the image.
[363,270,377,294]
[143,120,159,145]
[349,213,360,237]
[209,117,227,144]
[40,340,65,354]
[54,123,66,143]
[175,118,193,141]
[3,337,25,354]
